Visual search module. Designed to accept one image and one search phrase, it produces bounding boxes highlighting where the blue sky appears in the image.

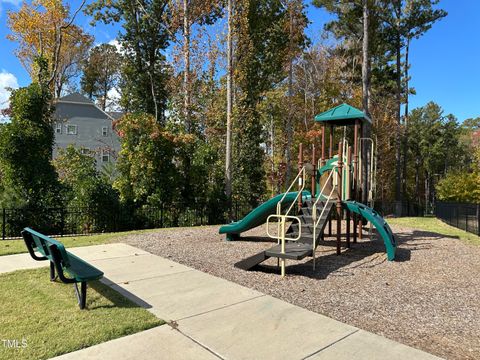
[0,0,478,121]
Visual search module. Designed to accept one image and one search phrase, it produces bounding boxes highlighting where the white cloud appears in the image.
[105,87,121,112]
[108,39,124,55]
[0,70,19,109]
[0,70,18,122]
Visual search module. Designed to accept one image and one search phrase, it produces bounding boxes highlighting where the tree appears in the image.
[232,0,290,207]
[7,0,92,97]
[284,0,308,185]
[113,113,180,207]
[86,0,171,122]
[463,117,480,131]
[80,43,122,110]
[407,102,465,208]
[378,0,446,206]
[167,0,223,133]
[225,0,234,207]
[0,82,61,210]
[54,145,120,231]
[436,171,480,204]
[361,0,371,203]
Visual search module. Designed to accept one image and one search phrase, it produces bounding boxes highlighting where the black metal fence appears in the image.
[1,198,436,240]
[0,203,253,239]
[435,202,480,236]
[373,201,425,217]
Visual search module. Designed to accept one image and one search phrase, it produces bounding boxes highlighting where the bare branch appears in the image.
[47,0,87,87]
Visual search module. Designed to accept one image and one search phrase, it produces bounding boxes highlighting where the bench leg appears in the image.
[49,261,57,281]
[74,282,87,309]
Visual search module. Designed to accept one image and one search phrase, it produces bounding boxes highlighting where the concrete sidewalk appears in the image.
[0,243,441,360]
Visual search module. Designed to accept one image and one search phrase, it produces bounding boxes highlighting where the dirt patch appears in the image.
[122,222,480,360]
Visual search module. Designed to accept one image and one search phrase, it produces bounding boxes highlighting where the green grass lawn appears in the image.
[0,226,215,257]
[0,267,163,360]
[387,217,480,245]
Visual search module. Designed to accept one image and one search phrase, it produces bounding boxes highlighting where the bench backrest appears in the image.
[21,228,70,267]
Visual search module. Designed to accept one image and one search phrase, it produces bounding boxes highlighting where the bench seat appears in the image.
[64,252,103,282]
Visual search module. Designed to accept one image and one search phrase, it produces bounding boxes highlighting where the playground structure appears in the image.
[219,104,396,276]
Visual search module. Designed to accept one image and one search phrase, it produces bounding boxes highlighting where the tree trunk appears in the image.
[285,2,294,187]
[183,0,191,133]
[361,0,371,204]
[415,157,420,208]
[225,0,233,206]
[402,37,410,200]
[395,35,402,208]
[425,172,429,213]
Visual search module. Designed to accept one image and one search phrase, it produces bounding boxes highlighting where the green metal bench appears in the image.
[21,227,104,309]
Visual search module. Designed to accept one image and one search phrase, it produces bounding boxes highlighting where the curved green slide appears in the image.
[343,201,397,261]
[318,155,338,177]
[219,191,311,241]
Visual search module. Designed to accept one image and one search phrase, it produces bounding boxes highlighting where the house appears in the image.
[53,93,121,170]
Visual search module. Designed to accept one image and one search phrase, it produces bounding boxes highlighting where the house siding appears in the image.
[53,99,121,171]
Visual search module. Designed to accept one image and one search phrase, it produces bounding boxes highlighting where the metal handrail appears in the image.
[276,167,306,218]
[267,166,306,277]
[266,214,302,277]
[266,215,302,242]
[311,166,338,269]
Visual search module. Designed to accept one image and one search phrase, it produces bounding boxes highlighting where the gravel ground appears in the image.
[122,222,480,360]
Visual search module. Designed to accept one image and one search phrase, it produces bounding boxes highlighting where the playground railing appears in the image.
[276,166,306,219]
[266,214,302,277]
[312,166,338,269]
[264,166,306,277]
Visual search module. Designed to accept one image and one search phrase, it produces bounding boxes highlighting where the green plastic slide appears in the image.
[343,200,397,261]
[219,191,311,241]
[318,155,338,177]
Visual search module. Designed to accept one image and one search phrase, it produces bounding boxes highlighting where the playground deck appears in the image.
[123,223,480,360]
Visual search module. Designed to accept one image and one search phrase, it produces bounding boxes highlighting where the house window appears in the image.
[55,123,62,134]
[101,150,110,162]
[80,148,90,155]
[66,124,77,135]
[102,126,108,137]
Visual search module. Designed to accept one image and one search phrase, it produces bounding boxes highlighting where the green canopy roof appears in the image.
[314,103,371,126]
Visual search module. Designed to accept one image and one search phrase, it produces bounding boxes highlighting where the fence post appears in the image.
[456,204,459,228]
[465,206,469,233]
[60,208,65,237]
[2,208,5,240]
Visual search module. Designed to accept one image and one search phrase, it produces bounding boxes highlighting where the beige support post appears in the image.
[280,217,286,277]
[336,142,343,255]
[358,122,364,240]
[353,120,359,243]
[329,125,333,158]
[311,144,316,197]
[346,146,352,248]
[298,143,303,209]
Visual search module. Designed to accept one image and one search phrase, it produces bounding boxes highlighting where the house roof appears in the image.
[314,103,371,126]
[58,92,93,104]
[56,93,115,121]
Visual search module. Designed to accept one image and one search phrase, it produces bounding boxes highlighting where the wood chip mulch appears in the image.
[121,221,480,360]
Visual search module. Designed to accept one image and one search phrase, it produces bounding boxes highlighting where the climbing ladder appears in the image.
[233,197,333,273]
[234,166,337,275]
